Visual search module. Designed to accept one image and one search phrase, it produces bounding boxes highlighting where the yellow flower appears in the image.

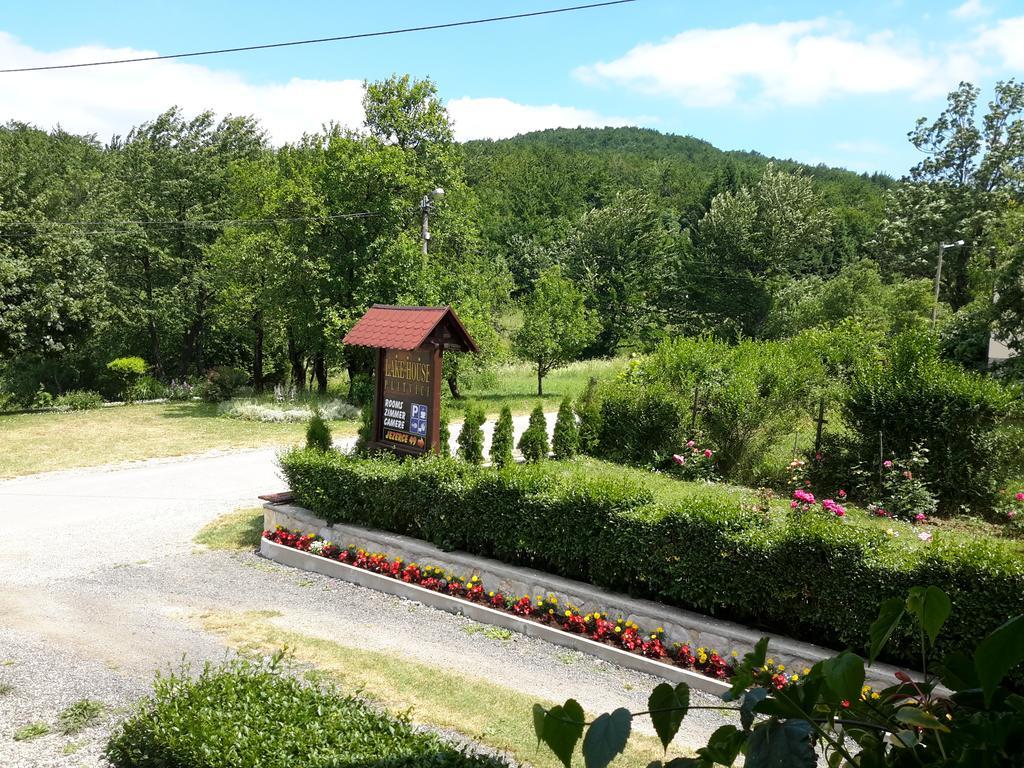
[614,626,622,633]
[565,610,572,617]
[488,591,495,597]
[656,627,664,633]
[803,668,811,675]
[731,650,739,657]
[767,657,775,665]
[778,665,785,672]
[871,692,880,700]
[791,674,799,682]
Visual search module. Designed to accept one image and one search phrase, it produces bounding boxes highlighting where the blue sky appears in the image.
[1,0,1022,175]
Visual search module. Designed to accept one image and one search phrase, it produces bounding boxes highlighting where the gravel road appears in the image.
[0,415,733,767]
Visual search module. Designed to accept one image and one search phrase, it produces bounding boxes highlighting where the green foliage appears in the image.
[457,402,486,464]
[534,587,1024,767]
[552,398,579,460]
[354,401,375,455]
[574,377,603,456]
[13,721,50,741]
[104,656,505,768]
[305,412,332,452]
[279,450,1024,681]
[58,699,105,735]
[842,331,1016,513]
[198,366,249,403]
[515,266,597,396]
[439,409,451,457]
[517,405,549,462]
[52,390,103,411]
[592,379,686,467]
[106,357,147,400]
[490,405,515,467]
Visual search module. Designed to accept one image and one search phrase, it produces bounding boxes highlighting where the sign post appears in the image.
[343,305,478,456]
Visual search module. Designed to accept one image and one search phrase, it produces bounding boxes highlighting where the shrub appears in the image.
[105,657,504,768]
[593,379,686,466]
[843,331,1016,514]
[575,376,602,455]
[198,366,249,403]
[354,401,375,455]
[490,406,515,467]
[106,357,147,400]
[439,409,451,457]
[517,405,549,462]
[305,412,332,451]
[552,397,579,459]
[165,378,197,401]
[279,450,1024,684]
[348,373,373,406]
[457,402,486,464]
[52,390,103,411]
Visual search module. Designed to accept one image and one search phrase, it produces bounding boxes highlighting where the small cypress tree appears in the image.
[518,404,550,462]
[576,377,602,455]
[552,397,579,459]
[306,410,333,452]
[354,403,374,455]
[490,405,515,467]
[439,409,451,456]
[457,403,486,464]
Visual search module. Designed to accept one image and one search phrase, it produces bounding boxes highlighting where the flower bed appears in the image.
[264,526,799,690]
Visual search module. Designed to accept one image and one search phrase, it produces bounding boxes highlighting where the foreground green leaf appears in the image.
[543,699,586,768]
[868,597,905,663]
[974,615,1024,707]
[583,708,631,768]
[745,719,815,768]
[649,682,690,751]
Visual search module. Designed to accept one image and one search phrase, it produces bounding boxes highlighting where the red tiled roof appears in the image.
[343,305,477,351]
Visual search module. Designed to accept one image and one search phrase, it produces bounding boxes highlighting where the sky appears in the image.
[0,0,1022,176]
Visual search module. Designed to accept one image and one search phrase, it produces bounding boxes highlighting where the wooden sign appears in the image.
[342,305,478,457]
[377,347,440,454]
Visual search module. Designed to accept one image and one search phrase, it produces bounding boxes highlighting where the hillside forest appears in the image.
[1,74,1022,405]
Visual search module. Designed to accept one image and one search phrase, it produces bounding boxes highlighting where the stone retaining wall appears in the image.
[264,502,910,689]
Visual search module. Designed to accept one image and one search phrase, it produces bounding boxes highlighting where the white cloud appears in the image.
[0,32,630,144]
[574,19,979,107]
[447,96,630,140]
[951,0,988,20]
[974,16,1024,69]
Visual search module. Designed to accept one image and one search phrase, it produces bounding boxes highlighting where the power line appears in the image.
[0,1,636,74]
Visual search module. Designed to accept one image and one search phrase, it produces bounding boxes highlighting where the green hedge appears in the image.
[106,658,505,768]
[280,449,1024,680]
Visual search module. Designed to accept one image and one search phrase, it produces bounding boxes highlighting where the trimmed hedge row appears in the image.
[279,449,1024,680]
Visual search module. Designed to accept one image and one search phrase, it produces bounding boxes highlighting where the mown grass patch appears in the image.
[0,401,359,478]
[194,508,264,551]
[197,610,686,768]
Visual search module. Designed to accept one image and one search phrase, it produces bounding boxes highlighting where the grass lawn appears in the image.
[194,507,265,550]
[444,358,625,417]
[199,609,686,768]
[1,359,626,479]
[0,402,358,479]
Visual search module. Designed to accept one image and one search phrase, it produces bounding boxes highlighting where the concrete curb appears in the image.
[264,502,914,690]
[260,536,731,695]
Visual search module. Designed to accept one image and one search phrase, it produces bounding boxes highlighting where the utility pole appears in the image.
[932,239,964,328]
[419,187,445,263]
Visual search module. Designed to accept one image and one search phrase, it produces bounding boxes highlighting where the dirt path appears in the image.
[0,415,734,766]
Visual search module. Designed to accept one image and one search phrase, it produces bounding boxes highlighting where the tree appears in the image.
[490,406,515,467]
[686,164,835,338]
[518,404,549,462]
[515,266,598,397]
[552,397,579,459]
[872,80,1024,311]
[564,190,675,354]
[456,402,485,464]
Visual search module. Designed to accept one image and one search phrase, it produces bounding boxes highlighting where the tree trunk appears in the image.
[313,351,328,394]
[447,372,463,399]
[287,330,305,392]
[537,365,543,397]
[181,282,208,376]
[252,311,264,393]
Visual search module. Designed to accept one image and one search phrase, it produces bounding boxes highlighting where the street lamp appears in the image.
[932,239,965,328]
[420,187,444,256]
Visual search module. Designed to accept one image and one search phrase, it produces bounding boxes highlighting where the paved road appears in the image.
[0,413,733,767]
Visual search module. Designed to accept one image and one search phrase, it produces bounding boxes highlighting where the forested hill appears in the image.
[461,125,895,253]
